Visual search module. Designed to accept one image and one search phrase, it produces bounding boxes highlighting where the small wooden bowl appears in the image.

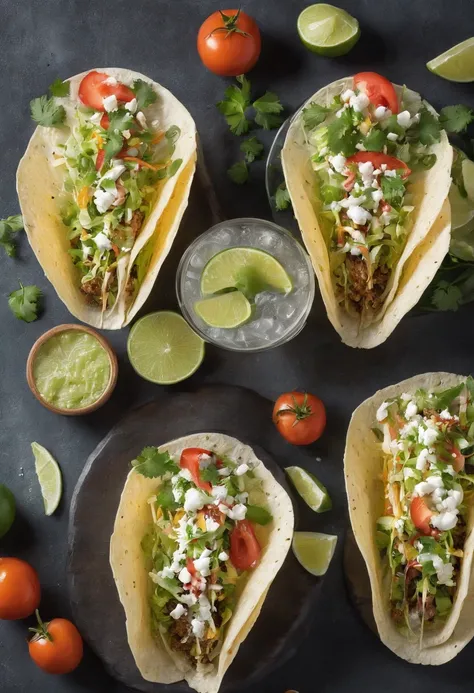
[26,324,118,416]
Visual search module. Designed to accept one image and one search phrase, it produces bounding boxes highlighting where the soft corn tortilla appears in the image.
[110,433,294,692]
[17,67,197,329]
[281,78,453,348]
[344,373,474,664]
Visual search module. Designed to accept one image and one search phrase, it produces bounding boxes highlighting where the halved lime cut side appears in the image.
[297,4,360,57]
[31,442,62,516]
[127,311,204,385]
[427,37,474,82]
[292,531,338,576]
[194,291,252,329]
[286,466,332,512]
[200,247,292,297]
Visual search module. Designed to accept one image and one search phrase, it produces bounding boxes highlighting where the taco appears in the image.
[110,433,294,692]
[281,72,452,348]
[344,373,474,664]
[17,68,197,329]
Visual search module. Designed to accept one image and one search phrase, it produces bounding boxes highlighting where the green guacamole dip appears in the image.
[33,330,111,410]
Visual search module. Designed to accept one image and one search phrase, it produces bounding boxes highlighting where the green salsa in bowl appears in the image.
[27,324,118,415]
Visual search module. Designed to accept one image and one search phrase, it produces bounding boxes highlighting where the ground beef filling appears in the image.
[166,599,223,664]
[345,256,390,312]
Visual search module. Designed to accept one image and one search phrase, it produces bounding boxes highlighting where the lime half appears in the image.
[297,4,360,57]
[127,311,204,385]
[427,37,474,82]
[201,247,292,297]
[194,291,252,328]
[293,531,338,576]
[286,466,332,512]
[0,484,16,537]
[31,442,62,516]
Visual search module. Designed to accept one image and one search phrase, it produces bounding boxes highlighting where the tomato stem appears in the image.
[207,9,251,39]
[275,393,313,427]
[29,609,53,642]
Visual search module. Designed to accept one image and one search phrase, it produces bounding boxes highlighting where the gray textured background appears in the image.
[1,1,474,692]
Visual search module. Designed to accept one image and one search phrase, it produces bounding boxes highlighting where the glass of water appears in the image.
[176,218,315,352]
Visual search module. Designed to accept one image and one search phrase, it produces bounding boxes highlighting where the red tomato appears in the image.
[100,113,110,130]
[230,520,261,571]
[346,152,411,178]
[78,71,135,111]
[180,448,213,492]
[410,496,433,535]
[186,557,196,576]
[273,392,326,446]
[197,9,261,76]
[446,443,465,473]
[353,72,399,113]
[95,149,105,172]
[29,612,83,675]
[0,557,41,620]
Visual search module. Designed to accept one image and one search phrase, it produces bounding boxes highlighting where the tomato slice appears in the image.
[346,152,411,179]
[410,496,433,535]
[353,72,399,114]
[95,149,105,172]
[100,113,110,130]
[78,71,135,111]
[230,520,261,571]
[179,448,213,492]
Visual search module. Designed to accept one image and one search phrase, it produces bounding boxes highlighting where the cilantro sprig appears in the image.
[302,102,330,130]
[253,92,284,130]
[131,79,157,110]
[30,95,66,128]
[217,75,252,136]
[8,282,41,322]
[274,183,291,211]
[227,161,248,185]
[439,105,474,134]
[132,447,179,478]
[0,215,23,257]
[240,136,264,163]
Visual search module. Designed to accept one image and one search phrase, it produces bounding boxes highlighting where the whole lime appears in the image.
[0,484,16,538]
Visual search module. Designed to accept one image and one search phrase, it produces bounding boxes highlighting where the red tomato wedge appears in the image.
[446,443,465,473]
[410,496,433,535]
[186,557,196,576]
[78,71,135,111]
[346,152,411,179]
[353,72,399,113]
[230,520,261,571]
[179,448,213,492]
[95,149,105,172]
[100,113,110,130]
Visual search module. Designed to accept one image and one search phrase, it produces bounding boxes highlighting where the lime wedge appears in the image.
[462,158,474,200]
[297,4,360,57]
[286,466,332,512]
[427,37,474,82]
[194,291,252,328]
[292,531,338,576]
[127,311,204,385]
[31,442,62,516]
[0,484,15,538]
[201,247,292,297]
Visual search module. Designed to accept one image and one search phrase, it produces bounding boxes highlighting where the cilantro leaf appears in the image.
[49,78,70,98]
[413,107,441,146]
[200,465,221,484]
[103,130,124,163]
[440,105,474,134]
[8,283,41,322]
[240,136,264,163]
[246,505,273,525]
[216,75,252,136]
[131,79,157,110]
[155,483,180,511]
[431,281,463,311]
[364,128,387,152]
[327,111,358,157]
[30,95,66,128]
[253,91,284,130]
[380,175,406,207]
[0,215,23,257]
[227,161,248,184]
[108,108,134,132]
[302,102,330,130]
[132,447,179,478]
[274,183,291,211]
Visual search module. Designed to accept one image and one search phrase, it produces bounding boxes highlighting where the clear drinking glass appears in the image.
[176,218,315,352]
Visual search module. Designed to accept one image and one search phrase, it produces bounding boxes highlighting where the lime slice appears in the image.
[286,466,332,512]
[31,442,62,516]
[292,531,338,576]
[0,484,16,538]
[127,311,205,385]
[194,291,252,329]
[427,37,474,82]
[297,4,360,57]
[462,158,474,201]
[201,247,292,297]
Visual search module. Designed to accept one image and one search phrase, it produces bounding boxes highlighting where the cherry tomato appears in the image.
[230,520,261,571]
[180,448,213,492]
[0,557,41,620]
[78,71,135,111]
[346,152,411,178]
[273,392,326,446]
[95,149,105,172]
[197,9,261,76]
[100,113,110,130]
[29,611,83,675]
[353,72,399,114]
[410,496,433,535]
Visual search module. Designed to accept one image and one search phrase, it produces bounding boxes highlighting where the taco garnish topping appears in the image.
[374,378,474,634]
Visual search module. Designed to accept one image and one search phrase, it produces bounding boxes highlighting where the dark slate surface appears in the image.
[1,1,474,692]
